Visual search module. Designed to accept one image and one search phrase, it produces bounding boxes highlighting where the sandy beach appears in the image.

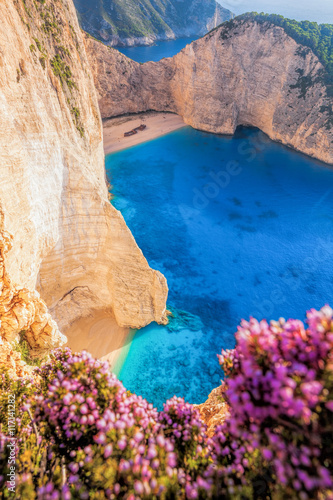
[103,112,186,154]
[65,309,133,373]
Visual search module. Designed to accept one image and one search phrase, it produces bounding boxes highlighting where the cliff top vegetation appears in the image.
[220,13,333,97]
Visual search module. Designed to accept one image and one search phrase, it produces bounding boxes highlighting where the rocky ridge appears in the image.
[85,19,333,164]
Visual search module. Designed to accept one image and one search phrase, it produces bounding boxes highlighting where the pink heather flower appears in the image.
[68,463,79,474]
[167,453,177,468]
[147,447,157,459]
[150,478,157,490]
[62,394,72,405]
[119,460,130,472]
[87,415,95,425]
[185,484,199,499]
[134,481,144,495]
[22,316,331,500]
[262,449,273,461]
[104,444,113,459]
[94,433,106,445]
[134,431,144,443]
[156,434,165,447]
[151,459,160,469]
[117,439,127,451]
[80,404,88,415]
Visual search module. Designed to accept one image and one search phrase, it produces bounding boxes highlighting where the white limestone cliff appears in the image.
[0,0,168,350]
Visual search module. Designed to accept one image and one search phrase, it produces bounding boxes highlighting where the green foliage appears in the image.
[32,37,42,52]
[0,370,49,499]
[71,107,85,136]
[289,68,321,99]
[0,370,36,435]
[11,331,46,367]
[13,0,84,141]
[58,45,71,58]
[22,0,32,18]
[320,103,333,129]
[50,54,77,91]
[39,56,46,69]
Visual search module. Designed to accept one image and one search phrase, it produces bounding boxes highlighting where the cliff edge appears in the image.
[85,19,333,164]
[0,0,168,343]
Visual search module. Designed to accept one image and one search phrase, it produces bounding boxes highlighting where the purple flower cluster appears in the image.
[35,350,181,498]
[215,305,333,498]
[36,350,157,445]
[0,306,332,499]
[158,397,213,499]
[159,396,207,449]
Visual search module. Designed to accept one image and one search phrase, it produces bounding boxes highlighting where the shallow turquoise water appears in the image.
[106,127,333,408]
[116,37,198,63]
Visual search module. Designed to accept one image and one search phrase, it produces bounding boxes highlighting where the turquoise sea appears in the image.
[116,37,198,63]
[106,127,333,409]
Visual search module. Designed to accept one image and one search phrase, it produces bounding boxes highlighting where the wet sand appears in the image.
[103,112,186,154]
[65,309,132,372]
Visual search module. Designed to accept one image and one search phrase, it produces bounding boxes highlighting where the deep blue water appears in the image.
[106,127,333,408]
[115,37,198,63]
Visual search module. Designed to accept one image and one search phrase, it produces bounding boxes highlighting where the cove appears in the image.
[115,37,198,63]
[106,127,333,409]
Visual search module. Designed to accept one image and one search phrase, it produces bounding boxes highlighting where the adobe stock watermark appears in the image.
[192,131,268,210]
[251,232,333,320]
[6,394,17,494]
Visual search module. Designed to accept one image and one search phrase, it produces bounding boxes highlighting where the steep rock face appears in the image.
[0,0,168,334]
[74,0,233,47]
[85,20,333,164]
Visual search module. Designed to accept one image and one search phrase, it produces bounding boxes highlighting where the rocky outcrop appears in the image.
[0,342,38,381]
[85,20,333,164]
[74,0,233,47]
[0,230,66,379]
[0,0,168,338]
[0,231,66,357]
[198,386,229,437]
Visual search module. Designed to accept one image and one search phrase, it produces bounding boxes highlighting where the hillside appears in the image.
[219,13,333,97]
[73,0,234,46]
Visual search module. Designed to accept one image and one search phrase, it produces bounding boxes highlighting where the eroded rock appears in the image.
[198,386,230,437]
[0,231,66,360]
